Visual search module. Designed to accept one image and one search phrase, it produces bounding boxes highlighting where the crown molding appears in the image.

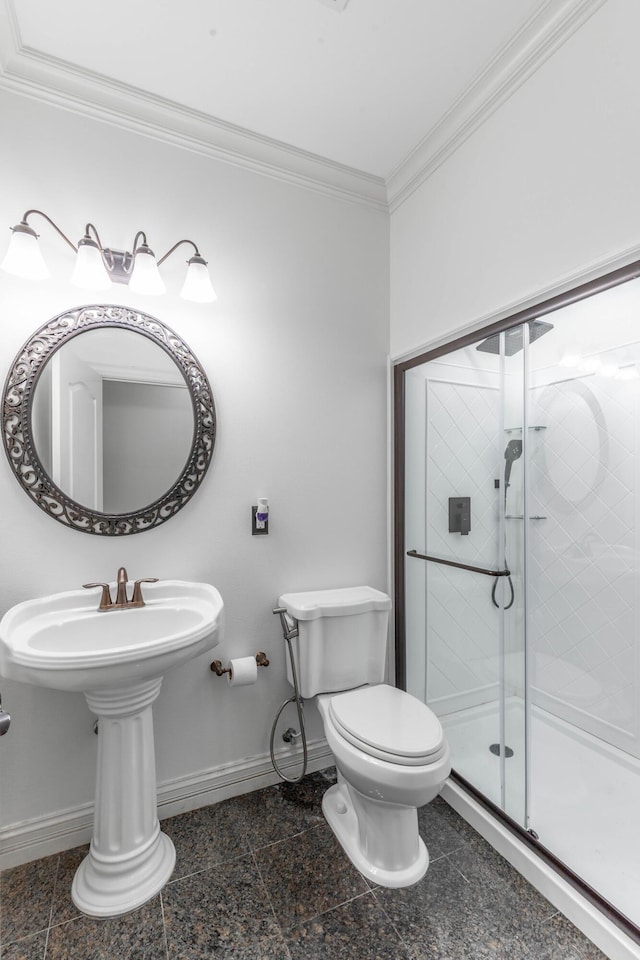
[386,0,608,213]
[0,1,387,211]
[0,0,607,215]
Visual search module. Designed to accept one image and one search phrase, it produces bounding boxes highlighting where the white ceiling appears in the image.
[0,0,600,205]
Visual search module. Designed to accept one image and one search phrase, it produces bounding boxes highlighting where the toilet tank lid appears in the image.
[278,586,391,620]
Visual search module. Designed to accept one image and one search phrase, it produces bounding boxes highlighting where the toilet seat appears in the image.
[328,684,446,767]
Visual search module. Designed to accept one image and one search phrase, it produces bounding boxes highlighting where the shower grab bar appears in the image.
[407,550,511,578]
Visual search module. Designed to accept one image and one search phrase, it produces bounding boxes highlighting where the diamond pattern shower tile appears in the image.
[424,367,639,753]
[426,379,503,706]
[529,375,639,744]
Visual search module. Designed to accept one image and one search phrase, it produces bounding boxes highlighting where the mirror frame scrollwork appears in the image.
[2,304,216,535]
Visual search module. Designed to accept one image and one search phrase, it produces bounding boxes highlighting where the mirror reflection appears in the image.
[31,330,193,515]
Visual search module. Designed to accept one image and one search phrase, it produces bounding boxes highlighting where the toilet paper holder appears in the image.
[210,651,270,677]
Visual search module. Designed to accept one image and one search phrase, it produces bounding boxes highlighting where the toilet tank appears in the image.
[277,586,391,698]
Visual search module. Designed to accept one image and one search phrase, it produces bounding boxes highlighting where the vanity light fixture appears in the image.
[0,209,217,303]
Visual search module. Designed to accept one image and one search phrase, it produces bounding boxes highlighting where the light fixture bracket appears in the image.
[101,248,134,284]
[11,221,39,239]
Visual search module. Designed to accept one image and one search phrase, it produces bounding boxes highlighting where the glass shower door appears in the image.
[524,282,640,926]
[398,265,640,934]
[402,333,527,823]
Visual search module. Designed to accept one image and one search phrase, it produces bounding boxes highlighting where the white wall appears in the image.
[0,87,389,853]
[390,0,640,359]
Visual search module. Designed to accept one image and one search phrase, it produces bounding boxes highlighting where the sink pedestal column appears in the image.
[72,677,176,917]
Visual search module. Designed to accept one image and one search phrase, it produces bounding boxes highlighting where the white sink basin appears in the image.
[0,580,224,691]
[0,578,224,919]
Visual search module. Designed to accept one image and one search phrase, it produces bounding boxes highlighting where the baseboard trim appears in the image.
[0,739,332,871]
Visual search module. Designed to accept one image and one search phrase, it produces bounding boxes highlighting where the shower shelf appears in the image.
[504,425,546,433]
[505,515,547,520]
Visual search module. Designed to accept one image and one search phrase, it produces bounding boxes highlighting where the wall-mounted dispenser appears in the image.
[252,498,269,535]
[449,497,471,536]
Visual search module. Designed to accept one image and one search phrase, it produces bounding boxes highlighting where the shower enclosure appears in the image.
[394,263,640,943]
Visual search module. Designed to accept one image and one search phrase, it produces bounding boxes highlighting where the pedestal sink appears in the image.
[0,579,224,917]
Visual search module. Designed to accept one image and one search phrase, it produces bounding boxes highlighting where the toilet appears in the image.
[277,585,451,888]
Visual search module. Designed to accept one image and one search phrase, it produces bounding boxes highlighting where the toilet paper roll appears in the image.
[227,656,258,687]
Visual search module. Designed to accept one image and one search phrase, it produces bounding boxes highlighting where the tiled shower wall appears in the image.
[411,351,640,762]
[529,369,640,758]
[421,366,505,714]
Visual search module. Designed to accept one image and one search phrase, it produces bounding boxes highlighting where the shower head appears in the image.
[476,320,554,356]
[505,438,523,463]
[503,439,523,498]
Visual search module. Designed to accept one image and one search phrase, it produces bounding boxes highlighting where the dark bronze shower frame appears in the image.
[392,256,640,946]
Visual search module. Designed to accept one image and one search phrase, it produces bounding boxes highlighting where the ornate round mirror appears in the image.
[2,305,216,535]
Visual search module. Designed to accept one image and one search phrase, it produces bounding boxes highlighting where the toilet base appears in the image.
[322,780,429,888]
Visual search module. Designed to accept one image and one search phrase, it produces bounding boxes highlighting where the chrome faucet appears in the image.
[83,567,159,611]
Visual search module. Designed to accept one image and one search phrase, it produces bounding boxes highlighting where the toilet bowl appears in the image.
[277,586,451,888]
[317,684,451,887]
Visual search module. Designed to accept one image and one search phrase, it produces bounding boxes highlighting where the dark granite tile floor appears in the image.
[0,767,610,959]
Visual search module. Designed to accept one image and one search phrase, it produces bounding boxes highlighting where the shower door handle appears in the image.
[407,550,510,578]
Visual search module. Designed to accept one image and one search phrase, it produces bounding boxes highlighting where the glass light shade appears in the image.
[129,249,166,295]
[0,226,50,280]
[180,256,217,303]
[70,239,112,290]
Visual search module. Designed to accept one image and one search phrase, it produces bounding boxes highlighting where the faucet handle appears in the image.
[131,578,159,606]
[83,582,113,610]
